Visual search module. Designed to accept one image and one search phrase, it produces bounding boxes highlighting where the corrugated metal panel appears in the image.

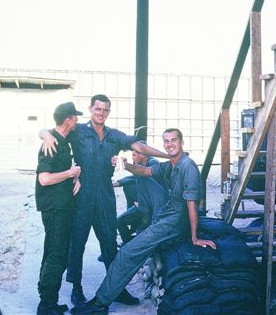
[0,76,75,90]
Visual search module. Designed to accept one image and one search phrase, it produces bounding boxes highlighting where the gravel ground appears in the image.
[0,169,157,315]
[0,166,275,314]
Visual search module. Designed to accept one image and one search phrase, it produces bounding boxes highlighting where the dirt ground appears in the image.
[0,166,275,314]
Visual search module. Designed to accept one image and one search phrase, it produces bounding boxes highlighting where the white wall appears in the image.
[0,88,74,170]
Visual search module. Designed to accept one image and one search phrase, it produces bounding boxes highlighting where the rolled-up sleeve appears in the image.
[117,131,137,150]
[182,162,201,201]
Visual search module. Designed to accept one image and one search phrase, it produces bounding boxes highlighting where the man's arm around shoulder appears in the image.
[38,129,58,157]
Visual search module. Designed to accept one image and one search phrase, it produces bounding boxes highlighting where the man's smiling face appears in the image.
[162,130,183,158]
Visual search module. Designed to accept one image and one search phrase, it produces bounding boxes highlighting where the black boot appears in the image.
[115,288,140,305]
[37,301,48,315]
[70,296,108,315]
[37,301,68,315]
[71,284,87,307]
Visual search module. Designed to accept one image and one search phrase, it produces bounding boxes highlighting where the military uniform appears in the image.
[36,130,75,305]
[66,122,136,283]
[95,153,201,305]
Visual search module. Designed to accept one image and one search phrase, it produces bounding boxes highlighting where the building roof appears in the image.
[0,76,75,90]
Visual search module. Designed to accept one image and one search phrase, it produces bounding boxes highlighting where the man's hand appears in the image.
[112,155,124,171]
[42,133,58,157]
[73,178,81,195]
[70,165,81,178]
[192,238,217,249]
[123,158,151,177]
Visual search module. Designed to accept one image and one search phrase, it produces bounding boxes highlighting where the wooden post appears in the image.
[262,111,276,315]
[221,109,230,193]
[250,11,262,103]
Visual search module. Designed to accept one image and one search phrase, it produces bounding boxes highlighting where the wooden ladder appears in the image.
[221,45,276,315]
[222,73,276,224]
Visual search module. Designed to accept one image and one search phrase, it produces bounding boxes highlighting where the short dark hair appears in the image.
[90,94,111,107]
[163,128,183,141]
[54,114,71,126]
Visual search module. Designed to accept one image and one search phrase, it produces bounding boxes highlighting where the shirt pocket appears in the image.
[105,137,119,157]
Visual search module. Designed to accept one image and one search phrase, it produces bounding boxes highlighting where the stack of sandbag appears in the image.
[157,217,262,315]
[138,253,164,304]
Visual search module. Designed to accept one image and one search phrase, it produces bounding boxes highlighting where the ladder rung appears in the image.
[241,127,255,133]
[251,171,266,177]
[242,191,265,199]
[235,210,265,218]
[241,191,276,199]
[260,73,274,80]
[251,101,264,108]
[246,241,276,248]
[236,150,267,158]
[239,226,276,235]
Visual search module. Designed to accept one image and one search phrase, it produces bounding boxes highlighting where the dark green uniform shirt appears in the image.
[35,129,75,212]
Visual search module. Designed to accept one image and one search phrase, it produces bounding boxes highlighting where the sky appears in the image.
[1,0,276,77]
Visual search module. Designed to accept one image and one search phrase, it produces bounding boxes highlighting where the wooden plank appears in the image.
[251,171,266,177]
[241,127,255,133]
[200,0,265,183]
[251,11,262,103]
[224,80,276,224]
[263,72,276,104]
[262,111,276,315]
[235,210,265,218]
[242,191,276,199]
[247,241,276,248]
[236,150,267,158]
[260,73,274,80]
[252,101,264,108]
[221,109,230,192]
[239,226,276,235]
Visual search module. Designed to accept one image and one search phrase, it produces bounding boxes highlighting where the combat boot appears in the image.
[71,284,87,307]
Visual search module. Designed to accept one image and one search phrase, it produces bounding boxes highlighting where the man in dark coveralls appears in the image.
[35,102,82,315]
[71,128,217,315]
[116,144,169,245]
[39,94,169,307]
